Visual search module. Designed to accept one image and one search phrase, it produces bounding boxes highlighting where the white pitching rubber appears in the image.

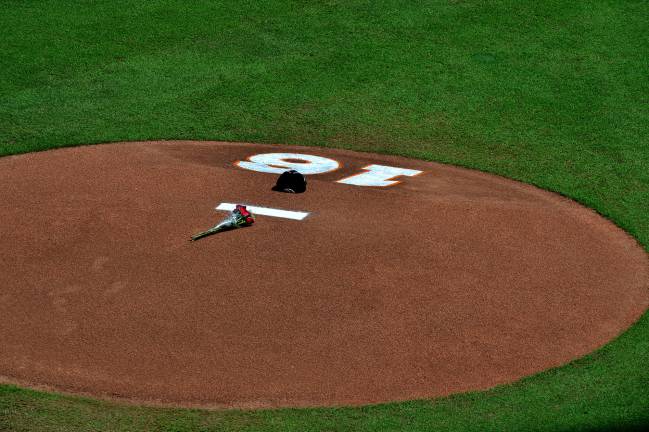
[216,203,309,221]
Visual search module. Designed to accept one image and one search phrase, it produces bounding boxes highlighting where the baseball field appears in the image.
[1,1,648,431]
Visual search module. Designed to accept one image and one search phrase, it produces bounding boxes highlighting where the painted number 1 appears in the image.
[236,153,423,188]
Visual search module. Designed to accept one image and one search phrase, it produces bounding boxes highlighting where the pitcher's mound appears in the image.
[0,141,647,409]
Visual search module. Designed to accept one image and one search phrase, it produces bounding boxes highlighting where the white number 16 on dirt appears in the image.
[236,153,422,187]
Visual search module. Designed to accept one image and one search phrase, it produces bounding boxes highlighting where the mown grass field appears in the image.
[1,1,648,431]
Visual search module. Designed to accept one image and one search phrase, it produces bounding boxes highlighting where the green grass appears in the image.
[1,0,648,430]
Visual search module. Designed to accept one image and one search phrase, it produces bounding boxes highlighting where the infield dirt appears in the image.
[1,141,647,409]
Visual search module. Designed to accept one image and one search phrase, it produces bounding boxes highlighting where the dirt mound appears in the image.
[0,141,647,409]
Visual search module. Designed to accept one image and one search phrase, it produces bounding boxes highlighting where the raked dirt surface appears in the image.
[1,141,647,409]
